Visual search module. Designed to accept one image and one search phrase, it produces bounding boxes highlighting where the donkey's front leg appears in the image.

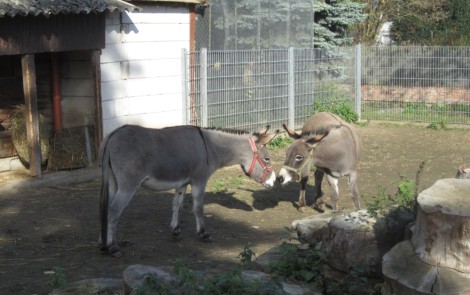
[191,184,211,241]
[298,175,309,211]
[171,186,187,239]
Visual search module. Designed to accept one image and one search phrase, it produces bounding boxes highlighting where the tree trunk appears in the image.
[382,178,470,294]
[411,178,470,272]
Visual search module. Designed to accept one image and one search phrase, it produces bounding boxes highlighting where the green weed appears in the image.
[313,100,359,123]
[268,134,293,149]
[269,241,325,291]
[326,265,381,295]
[367,162,424,218]
[426,121,448,130]
[238,242,256,266]
[48,266,67,289]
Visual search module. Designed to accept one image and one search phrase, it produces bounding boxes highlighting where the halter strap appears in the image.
[282,150,313,181]
[246,137,273,183]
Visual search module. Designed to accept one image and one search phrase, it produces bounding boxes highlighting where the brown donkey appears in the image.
[277,112,362,211]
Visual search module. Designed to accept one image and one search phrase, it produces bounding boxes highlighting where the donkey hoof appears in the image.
[297,206,308,213]
[172,228,181,240]
[311,203,325,213]
[108,244,122,258]
[198,232,212,242]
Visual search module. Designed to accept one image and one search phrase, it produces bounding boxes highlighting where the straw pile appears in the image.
[48,126,95,170]
[7,104,51,168]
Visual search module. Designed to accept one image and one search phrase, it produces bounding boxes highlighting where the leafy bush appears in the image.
[313,100,359,123]
[269,242,326,291]
[367,162,424,218]
[326,265,381,295]
[48,267,67,289]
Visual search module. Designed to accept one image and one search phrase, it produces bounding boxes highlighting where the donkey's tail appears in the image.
[99,128,121,250]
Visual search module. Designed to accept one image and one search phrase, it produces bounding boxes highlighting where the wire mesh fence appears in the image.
[183,46,470,132]
[362,46,470,124]
[183,47,357,132]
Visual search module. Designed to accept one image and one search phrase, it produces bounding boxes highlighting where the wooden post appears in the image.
[91,49,103,163]
[21,54,42,177]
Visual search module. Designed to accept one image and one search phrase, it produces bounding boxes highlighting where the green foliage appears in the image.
[48,267,67,290]
[327,265,380,295]
[366,187,395,218]
[268,134,293,149]
[238,242,256,266]
[136,256,282,295]
[311,83,359,123]
[386,0,470,45]
[269,242,325,290]
[367,162,424,218]
[205,0,367,49]
[427,121,448,130]
[201,269,282,295]
[313,100,359,123]
[135,273,172,295]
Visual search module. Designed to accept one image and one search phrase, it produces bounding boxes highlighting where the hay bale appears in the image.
[7,105,52,168]
[47,126,95,170]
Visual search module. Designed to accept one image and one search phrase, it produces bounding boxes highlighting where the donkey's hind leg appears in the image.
[106,186,139,257]
[171,186,187,239]
[348,171,361,209]
[325,174,340,210]
[191,183,211,241]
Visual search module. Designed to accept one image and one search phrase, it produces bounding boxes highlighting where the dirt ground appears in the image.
[0,122,469,295]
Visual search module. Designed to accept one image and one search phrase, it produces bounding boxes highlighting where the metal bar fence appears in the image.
[183,46,470,132]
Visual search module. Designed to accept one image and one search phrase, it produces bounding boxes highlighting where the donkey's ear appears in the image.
[258,125,270,136]
[257,129,279,146]
[282,123,301,139]
[305,132,328,149]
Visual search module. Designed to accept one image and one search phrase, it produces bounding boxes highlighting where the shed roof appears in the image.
[0,0,141,18]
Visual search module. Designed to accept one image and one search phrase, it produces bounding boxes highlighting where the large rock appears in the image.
[292,208,414,274]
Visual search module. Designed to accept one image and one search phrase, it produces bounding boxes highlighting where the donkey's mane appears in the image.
[204,127,249,135]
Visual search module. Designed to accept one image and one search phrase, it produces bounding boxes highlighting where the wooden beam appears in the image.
[91,49,103,164]
[21,54,42,177]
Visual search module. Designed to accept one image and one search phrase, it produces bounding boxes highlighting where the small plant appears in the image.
[313,100,359,123]
[269,241,325,291]
[48,266,67,289]
[366,187,395,218]
[238,242,256,266]
[426,121,448,130]
[327,265,381,295]
[367,162,424,218]
[135,273,172,295]
[173,259,200,290]
[211,181,226,192]
[269,134,293,149]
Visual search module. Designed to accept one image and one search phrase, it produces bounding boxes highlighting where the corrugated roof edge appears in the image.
[0,0,142,18]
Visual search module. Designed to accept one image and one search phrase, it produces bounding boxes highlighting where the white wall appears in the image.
[101,4,190,137]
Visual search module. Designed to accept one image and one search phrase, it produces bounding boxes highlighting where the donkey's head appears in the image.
[242,125,279,188]
[277,124,327,186]
[456,164,470,179]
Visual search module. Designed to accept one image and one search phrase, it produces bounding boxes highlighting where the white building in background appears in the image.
[377,21,393,46]
[101,1,198,137]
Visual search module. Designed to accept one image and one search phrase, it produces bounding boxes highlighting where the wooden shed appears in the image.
[0,0,140,177]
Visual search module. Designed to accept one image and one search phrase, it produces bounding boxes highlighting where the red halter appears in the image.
[246,137,273,183]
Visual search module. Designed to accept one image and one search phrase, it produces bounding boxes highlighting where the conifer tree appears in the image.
[203,0,367,49]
